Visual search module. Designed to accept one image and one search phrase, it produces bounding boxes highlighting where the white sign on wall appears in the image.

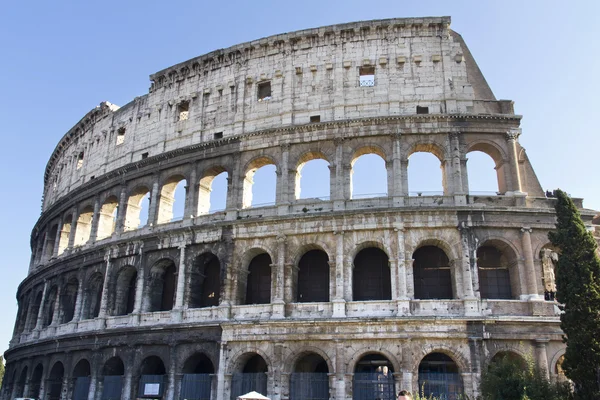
[144,383,161,396]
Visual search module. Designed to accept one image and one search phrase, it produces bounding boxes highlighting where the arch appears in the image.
[408,151,444,195]
[102,357,125,376]
[42,285,58,327]
[124,186,150,231]
[413,246,453,299]
[293,352,329,373]
[198,166,229,215]
[60,277,79,323]
[73,358,91,377]
[44,223,58,259]
[82,272,104,320]
[14,366,27,398]
[97,195,119,240]
[72,358,91,400]
[189,252,221,308]
[180,353,214,400]
[140,355,167,375]
[477,240,519,299]
[112,266,137,316]
[489,351,527,369]
[297,249,330,302]
[466,140,507,168]
[74,205,94,246]
[289,351,330,400]
[353,247,391,301]
[245,253,272,305]
[466,150,501,195]
[48,361,65,400]
[351,151,387,199]
[57,214,72,255]
[15,297,29,335]
[418,352,463,399]
[231,353,269,400]
[157,175,187,224]
[295,151,331,200]
[138,356,167,399]
[285,347,334,375]
[466,141,509,194]
[352,352,396,400]
[29,363,43,400]
[147,259,177,312]
[243,156,277,208]
[27,291,43,331]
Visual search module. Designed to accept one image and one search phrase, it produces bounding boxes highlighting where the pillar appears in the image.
[332,138,348,209]
[89,196,101,242]
[534,340,550,379]
[458,224,475,299]
[185,165,198,218]
[147,176,160,226]
[506,130,523,193]
[215,342,228,400]
[334,341,346,400]
[276,143,290,210]
[332,231,346,317]
[402,340,414,394]
[114,185,128,234]
[98,254,112,318]
[165,346,177,400]
[72,270,85,322]
[391,132,405,204]
[67,209,79,249]
[133,257,146,313]
[174,244,187,309]
[50,284,62,326]
[271,235,286,318]
[449,132,465,194]
[521,227,541,299]
[34,280,49,330]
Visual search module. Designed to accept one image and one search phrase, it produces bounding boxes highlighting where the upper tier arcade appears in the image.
[42,16,515,210]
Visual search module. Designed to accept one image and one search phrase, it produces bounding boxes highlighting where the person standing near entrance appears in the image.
[397,390,412,400]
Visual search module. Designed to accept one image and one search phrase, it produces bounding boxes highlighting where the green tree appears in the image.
[0,355,4,389]
[549,189,600,399]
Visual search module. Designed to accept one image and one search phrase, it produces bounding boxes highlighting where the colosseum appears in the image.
[2,16,596,400]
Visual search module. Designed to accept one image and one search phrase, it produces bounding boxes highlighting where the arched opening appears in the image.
[146,260,177,312]
[413,246,453,299]
[124,186,151,231]
[408,151,444,195]
[295,155,330,200]
[353,247,391,301]
[157,176,187,224]
[353,354,395,400]
[82,273,104,320]
[418,353,463,400]
[15,298,29,335]
[490,351,527,369]
[27,291,43,331]
[57,215,72,255]
[47,361,65,400]
[540,245,559,301]
[97,196,119,240]
[102,357,125,400]
[74,206,94,246]
[297,250,330,302]
[231,354,268,400]
[198,168,228,214]
[243,158,277,208]
[73,359,91,400]
[351,153,387,199]
[14,367,27,398]
[112,266,137,316]
[290,353,329,400]
[29,364,43,400]
[189,253,221,308]
[43,286,58,327]
[245,253,272,305]
[45,224,58,259]
[181,353,215,400]
[477,246,513,299]
[60,277,79,323]
[138,356,167,399]
[466,150,499,195]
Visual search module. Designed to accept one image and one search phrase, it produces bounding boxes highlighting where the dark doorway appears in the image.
[245,254,272,304]
[413,246,453,299]
[353,248,391,301]
[297,250,330,302]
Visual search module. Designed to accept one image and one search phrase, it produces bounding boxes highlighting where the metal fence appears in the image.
[290,372,329,400]
[101,376,123,400]
[418,372,463,400]
[230,373,267,400]
[353,372,396,400]
[73,377,91,400]
[180,374,212,400]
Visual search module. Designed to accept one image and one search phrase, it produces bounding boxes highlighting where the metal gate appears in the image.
[47,378,63,400]
[353,372,396,400]
[180,374,212,400]
[101,375,123,400]
[290,372,329,400]
[230,372,267,400]
[418,372,463,400]
[73,376,91,400]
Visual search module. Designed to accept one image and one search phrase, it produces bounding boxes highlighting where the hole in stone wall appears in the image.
[359,66,375,87]
[177,101,189,121]
[466,151,499,195]
[310,115,321,123]
[351,154,387,199]
[296,159,330,200]
[408,152,444,195]
[257,81,272,101]
[214,132,223,140]
[416,106,429,114]
[116,127,126,145]
[76,152,84,169]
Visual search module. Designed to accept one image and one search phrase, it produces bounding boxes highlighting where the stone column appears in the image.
[89,196,101,243]
[114,185,128,234]
[506,130,523,193]
[400,160,409,197]
[98,254,112,319]
[50,284,62,326]
[215,342,228,400]
[391,132,405,205]
[34,281,48,330]
[165,345,177,400]
[185,165,198,219]
[333,138,347,210]
[271,235,286,319]
[402,340,414,394]
[51,219,63,258]
[332,231,346,317]
[87,366,98,400]
[276,144,290,215]
[334,341,346,400]
[67,209,79,249]
[449,132,464,193]
[226,152,242,216]
[174,244,187,309]
[396,226,410,315]
[534,340,550,379]
[521,227,541,299]
[344,258,353,302]
[147,176,160,226]
[133,261,145,314]
[72,270,85,322]
[122,368,133,400]
[458,224,475,299]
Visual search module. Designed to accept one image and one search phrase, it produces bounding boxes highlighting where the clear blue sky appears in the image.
[1,1,599,356]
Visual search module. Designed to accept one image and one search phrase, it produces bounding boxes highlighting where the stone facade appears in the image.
[3,16,598,400]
